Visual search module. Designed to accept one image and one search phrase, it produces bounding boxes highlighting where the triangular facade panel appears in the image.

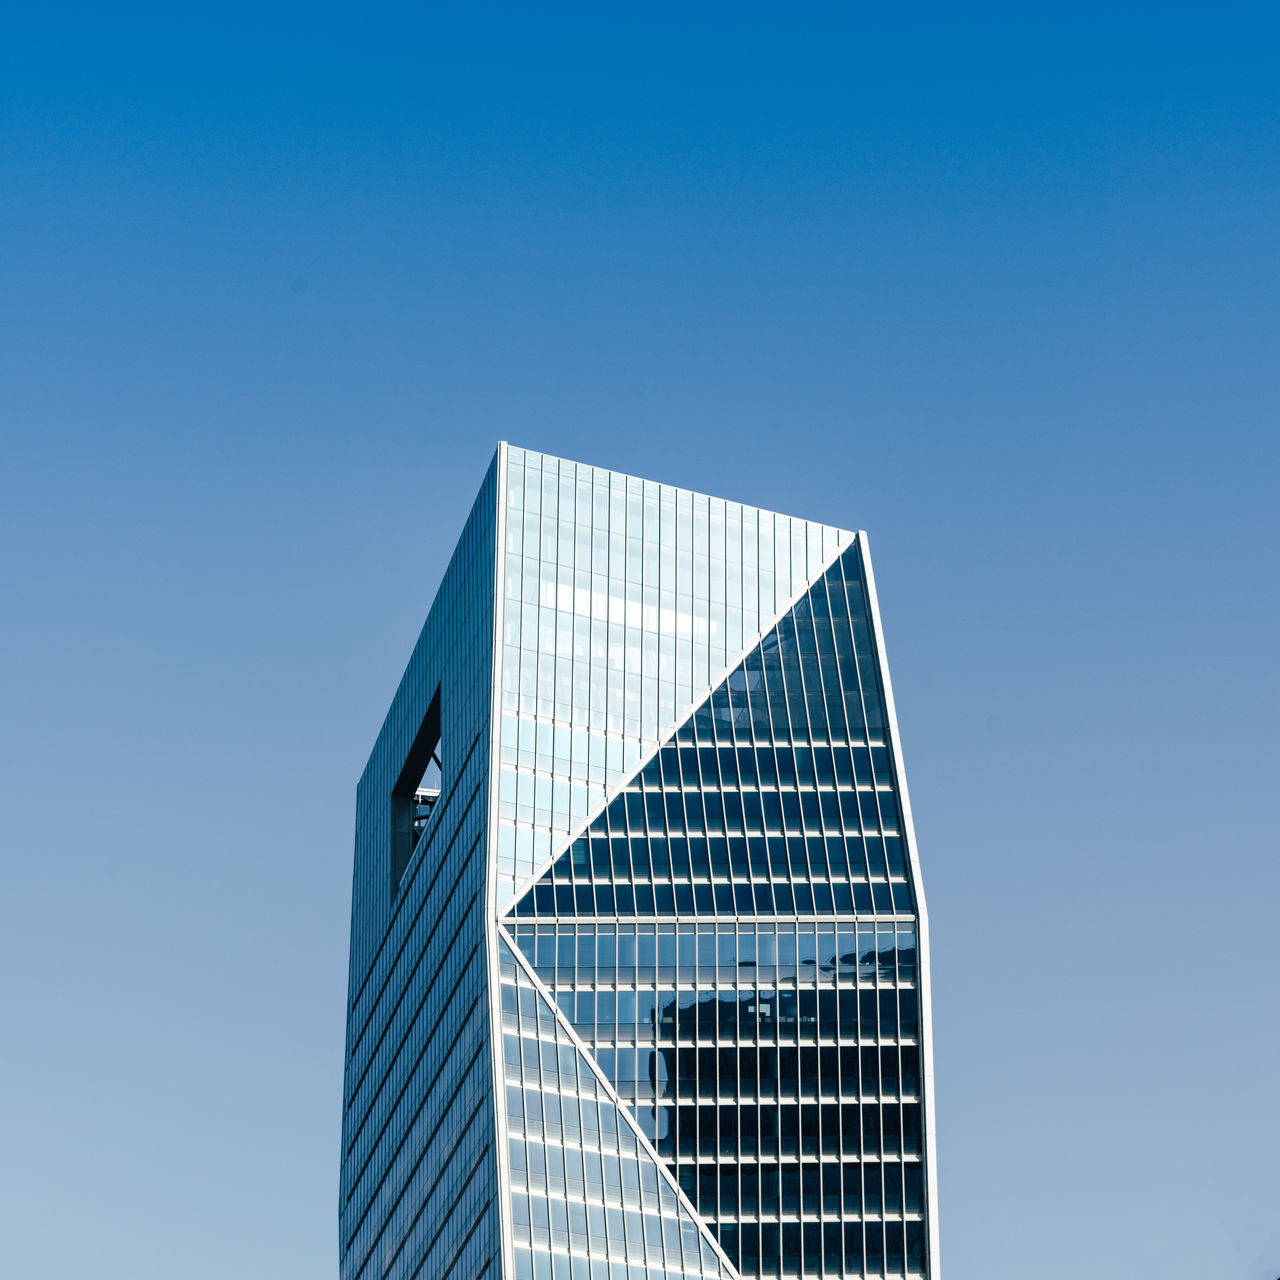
[506,545,911,923]
[497,936,737,1280]
[493,446,852,902]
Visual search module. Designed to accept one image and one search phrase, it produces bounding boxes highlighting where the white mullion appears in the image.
[857,531,940,1280]
[486,442,518,1279]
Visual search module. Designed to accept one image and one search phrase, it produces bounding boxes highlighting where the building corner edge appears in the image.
[857,531,941,1280]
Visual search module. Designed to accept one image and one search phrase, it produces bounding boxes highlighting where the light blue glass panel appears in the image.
[494,446,851,900]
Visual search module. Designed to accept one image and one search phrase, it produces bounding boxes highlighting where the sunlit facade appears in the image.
[340,444,939,1280]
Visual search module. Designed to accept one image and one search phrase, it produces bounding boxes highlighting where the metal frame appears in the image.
[486,441,518,1278]
[858,532,941,1280]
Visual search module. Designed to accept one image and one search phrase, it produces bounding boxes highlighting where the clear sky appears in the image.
[1,3,1277,1278]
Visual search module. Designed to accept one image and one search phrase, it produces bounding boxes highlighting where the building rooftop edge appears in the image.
[501,440,856,540]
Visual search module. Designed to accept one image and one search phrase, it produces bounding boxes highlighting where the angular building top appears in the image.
[341,444,938,1280]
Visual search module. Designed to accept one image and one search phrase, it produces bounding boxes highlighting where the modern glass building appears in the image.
[340,444,938,1280]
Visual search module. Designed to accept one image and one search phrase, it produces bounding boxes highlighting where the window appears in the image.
[390,685,442,894]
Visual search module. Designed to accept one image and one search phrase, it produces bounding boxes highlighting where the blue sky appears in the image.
[1,4,1277,1278]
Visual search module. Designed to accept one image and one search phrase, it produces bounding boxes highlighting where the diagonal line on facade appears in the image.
[495,532,855,918]
[497,922,743,1280]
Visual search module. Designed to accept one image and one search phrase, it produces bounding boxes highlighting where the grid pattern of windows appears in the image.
[496,445,848,899]
[502,545,931,1278]
[505,545,907,924]
[499,939,733,1280]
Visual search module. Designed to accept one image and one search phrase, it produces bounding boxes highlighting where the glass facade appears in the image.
[343,445,937,1280]
[340,459,503,1280]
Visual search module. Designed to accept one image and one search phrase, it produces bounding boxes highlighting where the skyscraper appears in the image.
[340,445,938,1280]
